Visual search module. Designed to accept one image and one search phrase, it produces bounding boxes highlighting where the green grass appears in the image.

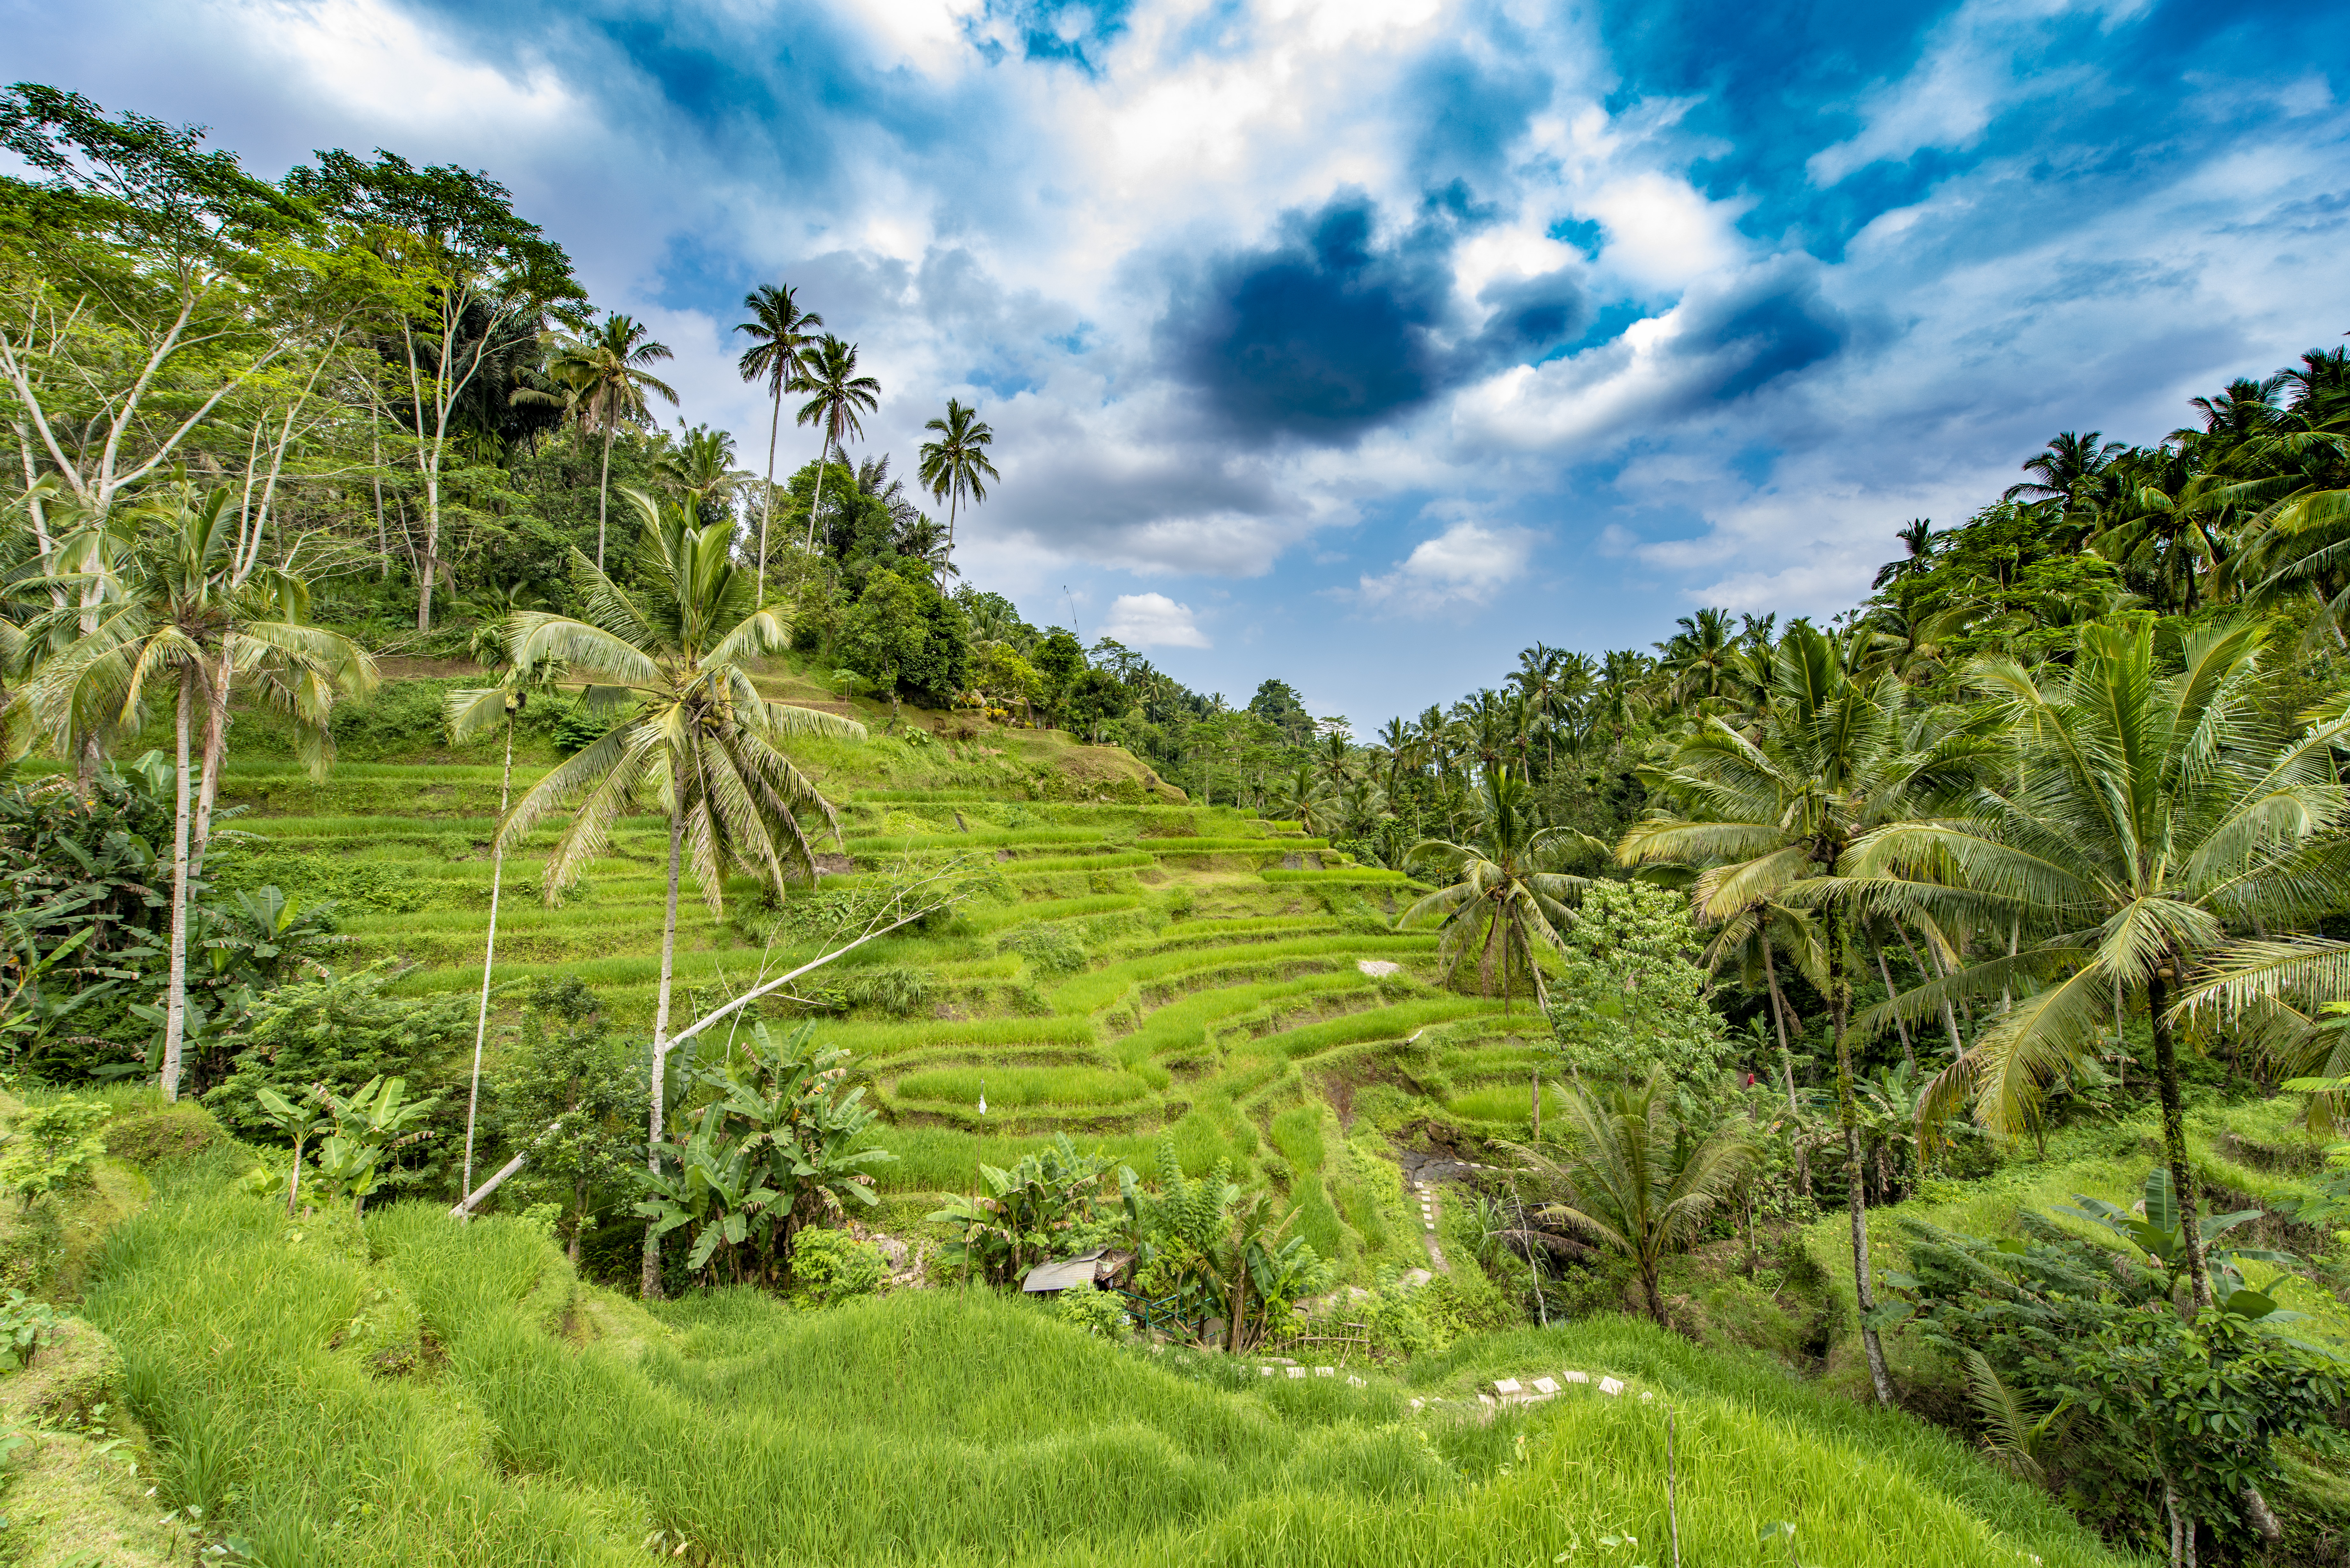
[80,1171,2130,1568]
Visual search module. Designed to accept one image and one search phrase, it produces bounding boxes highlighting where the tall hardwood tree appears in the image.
[500,488,864,1296]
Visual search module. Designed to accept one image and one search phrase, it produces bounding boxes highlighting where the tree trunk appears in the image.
[1761,935,1810,1199]
[805,439,830,553]
[758,386,780,596]
[641,780,687,1300]
[190,652,234,877]
[1529,1065,1540,1140]
[596,423,615,572]
[417,462,442,633]
[462,711,515,1215]
[2146,967,2213,1310]
[1831,911,1895,1405]
[161,670,194,1103]
[1896,922,1964,1059]
[1870,929,1914,1071]
[1641,1262,1667,1327]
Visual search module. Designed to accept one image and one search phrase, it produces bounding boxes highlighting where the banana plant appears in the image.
[308,1076,439,1218]
[2057,1167,2295,1317]
[251,1084,327,1216]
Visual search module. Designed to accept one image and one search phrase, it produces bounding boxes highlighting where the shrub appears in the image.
[0,1288,59,1366]
[0,1096,113,1208]
[100,1102,219,1167]
[1054,1279,1131,1339]
[998,925,1088,977]
[791,1227,889,1307]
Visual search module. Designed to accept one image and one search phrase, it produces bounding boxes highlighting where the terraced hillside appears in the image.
[194,671,1565,1279]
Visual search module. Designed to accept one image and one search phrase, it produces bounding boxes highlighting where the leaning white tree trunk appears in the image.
[640,788,687,1299]
[758,386,781,596]
[804,436,830,553]
[596,419,616,572]
[460,711,517,1214]
[161,670,196,1102]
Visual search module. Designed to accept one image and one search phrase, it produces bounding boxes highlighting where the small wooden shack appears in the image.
[1020,1248,1134,1295]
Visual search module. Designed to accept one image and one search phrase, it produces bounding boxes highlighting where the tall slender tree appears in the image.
[443,598,563,1208]
[793,335,881,556]
[1851,621,2350,1312]
[500,487,865,1296]
[26,486,374,1099]
[1620,623,1993,1405]
[917,398,999,582]
[734,283,822,595]
[547,313,678,571]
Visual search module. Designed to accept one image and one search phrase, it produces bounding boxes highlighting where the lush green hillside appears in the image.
[47,1155,2123,1568]
[166,670,1568,1277]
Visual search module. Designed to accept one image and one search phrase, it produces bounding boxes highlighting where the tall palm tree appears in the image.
[27,487,375,1100]
[734,283,823,596]
[1870,518,1937,589]
[1510,1072,1756,1325]
[501,487,866,1296]
[794,335,882,554]
[918,398,999,582]
[2002,431,2125,508]
[1401,768,1592,1010]
[443,598,564,1209]
[1848,621,2350,1312]
[1620,622,1993,1404]
[547,314,679,572]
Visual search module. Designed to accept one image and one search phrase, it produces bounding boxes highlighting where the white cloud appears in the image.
[1098,592,1211,648]
[1353,521,1538,615]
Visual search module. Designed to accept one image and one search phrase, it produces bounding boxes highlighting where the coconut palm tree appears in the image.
[918,398,999,582]
[443,597,565,1209]
[547,314,679,572]
[794,335,882,554]
[1509,1072,1756,1325]
[1848,620,2350,1312]
[654,422,752,521]
[1400,769,1592,1011]
[1619,622,1994,1404]
[500,487,866,1296]
[25,486,375,1100]
[734,283,823,595]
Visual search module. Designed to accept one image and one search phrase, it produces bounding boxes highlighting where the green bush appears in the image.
[0,1096,112,1208]
[1054,1279,1132,1338]
[99,1102,219,1167]
[791,1227,889,1307]
[998,925,1089,976]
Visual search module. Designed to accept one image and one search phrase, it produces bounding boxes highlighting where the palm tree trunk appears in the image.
[943,492,959,587]
[1641,1261,1667,1327]
[1760,935,1809,1199]
[1830,911,1895,1405]
[641,779,687,1300]
[461,711,515,1214]
[596,422,616,572]
[190,652,233,878]
[2145,966,2213,1310]
[1895,922,1964,1058]
[759,385,781,597]
[806,439,830,553]
[161,668,195,1103]
[1870,929,1915,1071]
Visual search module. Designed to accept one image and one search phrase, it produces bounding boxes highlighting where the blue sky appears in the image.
[10,0,2348,725]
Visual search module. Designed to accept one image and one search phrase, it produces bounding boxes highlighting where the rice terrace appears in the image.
[3,9,2350,1568]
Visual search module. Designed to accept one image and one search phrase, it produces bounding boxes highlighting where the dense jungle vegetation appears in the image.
[0,81,2347,1568]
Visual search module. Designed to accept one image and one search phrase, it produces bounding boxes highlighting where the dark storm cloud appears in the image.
[1157,194,1584,444]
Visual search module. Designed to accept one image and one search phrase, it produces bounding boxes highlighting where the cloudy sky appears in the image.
[11,0,2348,724]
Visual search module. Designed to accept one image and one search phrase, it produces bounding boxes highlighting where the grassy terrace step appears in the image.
[1258,867,1413,883]
[1048,934,1438,1017]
